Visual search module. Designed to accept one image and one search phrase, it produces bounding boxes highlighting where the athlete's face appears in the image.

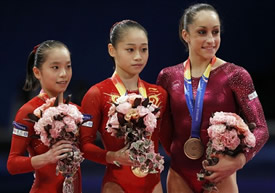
[109,28,149,77]
[182,10,221,61]
[33,47,72,98]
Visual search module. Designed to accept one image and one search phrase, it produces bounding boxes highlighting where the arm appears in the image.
[7,110,73,174]
[7,133,34,174]
[156,69,174,156]
[80,85,132,166]
[204,66,269,183]
[230,67,269,162]
[80,86,108,165]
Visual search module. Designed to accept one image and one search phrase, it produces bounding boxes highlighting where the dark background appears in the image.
[0,0,274,192]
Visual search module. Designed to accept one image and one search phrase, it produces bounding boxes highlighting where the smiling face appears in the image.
[182,10,221,61]
[109,28,149,78]
[33,47,72,98]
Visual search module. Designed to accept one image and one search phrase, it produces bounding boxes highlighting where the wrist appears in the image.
[106,151,115,164]
[31,153,50,169]
[236,153,246,170]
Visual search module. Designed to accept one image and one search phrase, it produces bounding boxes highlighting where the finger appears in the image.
[121,145,129,152]
[53,146,72,156]
[113,161,121,167]
[53,143,73,150]
[55,140,72,146]
[204,172,218,182]
[57,149,73,158]
[213,176,225,183]
[123,149,130,156]
[202,160,209,168]
[122,160,133,166]
[57,153,70,161]
[204,165,218,172]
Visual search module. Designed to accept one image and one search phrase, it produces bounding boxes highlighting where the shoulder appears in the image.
[14,97,43,133]
[158,63,183,78]
[218,62,254,90]
[16,97,43,120]
[83,79,112,98]
[81,78,115,109]
[221,62,252,80]
[157,63,183,86]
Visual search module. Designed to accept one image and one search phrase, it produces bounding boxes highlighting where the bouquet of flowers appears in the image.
[197,111,256,192]
[106,93,164,177]
[28,95,84,193]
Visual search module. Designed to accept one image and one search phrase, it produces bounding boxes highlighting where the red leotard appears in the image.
[157,62,269,193]
[80,78,167,193]
[7,95,82,193]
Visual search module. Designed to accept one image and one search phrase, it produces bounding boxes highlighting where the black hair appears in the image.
[23,40,69,91]
[109,19,148,48]
[179,3,221,48]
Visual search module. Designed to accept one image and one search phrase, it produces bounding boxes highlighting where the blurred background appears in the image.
[0,0,274,192]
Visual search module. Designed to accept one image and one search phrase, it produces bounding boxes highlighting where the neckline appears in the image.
[190,62,229,79]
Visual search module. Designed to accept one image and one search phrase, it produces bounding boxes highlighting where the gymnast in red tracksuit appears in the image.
[157,3,269,193]
[80,20,167,193]
[7,40,82,193]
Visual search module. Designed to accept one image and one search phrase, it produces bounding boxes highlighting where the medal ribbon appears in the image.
[111,72,147,98]
[38,89,50,101]
[184,56,216,138]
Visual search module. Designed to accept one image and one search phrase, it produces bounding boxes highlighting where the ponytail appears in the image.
[23,50,39,91]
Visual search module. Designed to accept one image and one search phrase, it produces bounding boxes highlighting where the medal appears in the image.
[183,57,216,160]
[183,138,204,160]
[131,166,148,178]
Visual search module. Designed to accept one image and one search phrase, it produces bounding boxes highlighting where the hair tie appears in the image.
[33,44,40,54]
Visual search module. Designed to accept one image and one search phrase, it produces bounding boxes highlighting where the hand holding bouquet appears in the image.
[197,112,256,192]
[28,95,84,193]
[106,94,164,177]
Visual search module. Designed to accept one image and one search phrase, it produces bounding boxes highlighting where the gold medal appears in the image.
[131,166,148,178]
[183,138,204,160]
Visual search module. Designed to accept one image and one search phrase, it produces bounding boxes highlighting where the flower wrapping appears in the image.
[106,93,164,174]
[197,112,256,192]
[28,96,84,193]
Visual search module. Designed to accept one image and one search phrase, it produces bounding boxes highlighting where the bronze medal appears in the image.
[183,138,204,160]
[131,166,148,178]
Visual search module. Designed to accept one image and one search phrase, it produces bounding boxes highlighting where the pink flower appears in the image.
[210,112,237,126]
[212,138,225,151]
[207,124,226,139]
[40,132,50,146]
[144,112,157,133]
[220,129,240,150]
[54,120,65,132]
[149,104,158,112]
[33,97,56,117]
[43,107,60,119]
[59,104,83,123]
[107,113,119,128]
[137,106,150,117]
[116,95,129,104]
[116,102,132,114]
[63,116,77,132]
[108,104,116,116]
[50,121,63,138]
[34,122,44,135]
[244,132,256,147]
